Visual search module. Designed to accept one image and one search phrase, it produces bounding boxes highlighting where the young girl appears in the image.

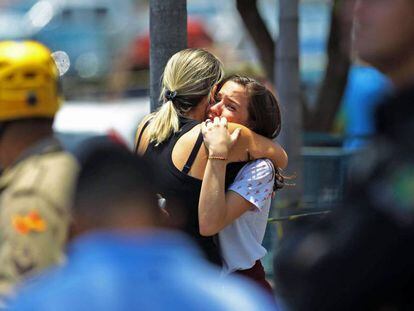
[200,75,285,292]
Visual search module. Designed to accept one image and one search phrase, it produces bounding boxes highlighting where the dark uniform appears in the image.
[274,85,414,311]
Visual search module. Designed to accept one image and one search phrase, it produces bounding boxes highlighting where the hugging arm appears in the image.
[198,158,254,236]
[198,117,283,236]
[226,123,288,169]
[134,115,154,155]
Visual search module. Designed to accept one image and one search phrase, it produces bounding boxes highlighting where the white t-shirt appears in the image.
[219,159,275,274]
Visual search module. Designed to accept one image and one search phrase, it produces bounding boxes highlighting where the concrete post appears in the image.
[276,0,303,205]
[149,0,187,112]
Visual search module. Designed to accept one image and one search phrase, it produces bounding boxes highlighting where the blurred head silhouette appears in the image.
[72,141,161,236]
[353,0,414,87]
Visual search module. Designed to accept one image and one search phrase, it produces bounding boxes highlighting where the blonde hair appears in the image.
[147,48,224,145]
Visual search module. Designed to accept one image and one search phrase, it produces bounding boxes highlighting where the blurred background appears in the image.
[0,0,341,141]
[0,0,390,278]
[0,0,332,99]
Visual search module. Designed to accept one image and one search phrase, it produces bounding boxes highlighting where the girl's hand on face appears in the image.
[201,117,241,160]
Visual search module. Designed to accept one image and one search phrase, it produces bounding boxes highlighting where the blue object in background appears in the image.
[8,231,277,311]
[342,65,392,149]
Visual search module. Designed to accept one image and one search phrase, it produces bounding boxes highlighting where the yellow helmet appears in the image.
[0,41,61,122]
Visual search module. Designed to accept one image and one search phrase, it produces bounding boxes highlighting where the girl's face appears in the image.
[207,81,250,127]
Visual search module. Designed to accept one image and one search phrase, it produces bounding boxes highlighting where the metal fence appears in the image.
[263,144,359,279]
[302,146,355,209]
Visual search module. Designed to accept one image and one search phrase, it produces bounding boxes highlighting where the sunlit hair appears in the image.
[146,48,224,145]
[216,75,282,139]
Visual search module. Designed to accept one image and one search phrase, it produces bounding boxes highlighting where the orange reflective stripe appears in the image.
[11,211,47,234]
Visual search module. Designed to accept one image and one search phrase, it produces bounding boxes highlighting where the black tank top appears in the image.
[139,116,246,265]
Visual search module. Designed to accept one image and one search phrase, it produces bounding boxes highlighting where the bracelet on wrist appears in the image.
[208,155,227,161]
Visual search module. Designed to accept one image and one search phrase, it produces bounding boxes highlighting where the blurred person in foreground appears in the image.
[274,1,414,310]
[8,143,278,311]
[0,41,78,305]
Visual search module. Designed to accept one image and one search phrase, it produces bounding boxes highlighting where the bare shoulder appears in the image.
[135,114,154,155]
[180,124,202,141]
[173,124,206,179]
[173,124,203,157]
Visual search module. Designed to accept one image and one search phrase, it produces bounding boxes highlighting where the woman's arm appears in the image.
[198,118,277,236]
[226,122,288,169]
[198,157,259,236]
[173,119,287,180]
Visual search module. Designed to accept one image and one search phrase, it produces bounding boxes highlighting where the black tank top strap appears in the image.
[134,119,152,154]
[182,131,204,174]
[225,161,249,189]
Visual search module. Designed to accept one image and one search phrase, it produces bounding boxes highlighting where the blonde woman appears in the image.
[135,49,287,265]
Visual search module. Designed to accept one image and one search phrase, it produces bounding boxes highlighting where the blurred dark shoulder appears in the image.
[274,84,414,311]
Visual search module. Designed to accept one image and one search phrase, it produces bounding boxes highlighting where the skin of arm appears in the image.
[199,157,256,236]
[134,115,287,168]
[198,117,278,236]
[226,122,287,169]
[134,116,286,236]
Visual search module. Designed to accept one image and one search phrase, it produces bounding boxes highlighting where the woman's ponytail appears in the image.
[146,100,180,145]
[145,48,223,145]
